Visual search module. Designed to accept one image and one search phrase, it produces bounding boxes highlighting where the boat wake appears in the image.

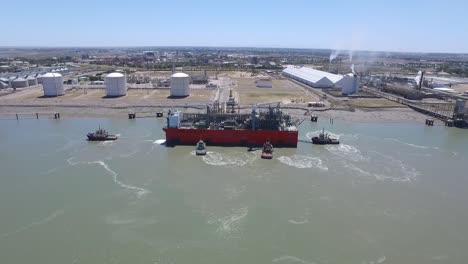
[98,141,115,147]
[288,219,309,225]
[208,207,248,236]
[0,209,64,239]
[384,138,438,150]
[362,256,386,264]
[325,144,366,162]
[272,255,316,264]
[201,151,256,167]
[344,152,419,183]
[306,130,341,140]
[67,157,149,198]
[277,155,328,170]
[224,186,246,200]
[153,139,166,145]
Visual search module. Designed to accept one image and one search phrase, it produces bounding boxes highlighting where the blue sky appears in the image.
[2,0,467,53]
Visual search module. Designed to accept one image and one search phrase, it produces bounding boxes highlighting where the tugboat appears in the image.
[261,141,274,159]
[87,127,118,141]
[195,140,207,156]
[312,129,339,145]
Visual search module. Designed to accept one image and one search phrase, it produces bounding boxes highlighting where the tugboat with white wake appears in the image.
[312,129,339,145]
[195,140,207,155]
[261,141,274,159]
[87,127,118,141]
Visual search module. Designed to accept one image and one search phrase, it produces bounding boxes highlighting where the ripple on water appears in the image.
[344,153,419,183]
[277,155,328,170]
[384,137,438,150]
[207,207,248,236]
[272,255,316,264]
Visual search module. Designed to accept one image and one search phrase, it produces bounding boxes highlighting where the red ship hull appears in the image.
[163,128,298,147]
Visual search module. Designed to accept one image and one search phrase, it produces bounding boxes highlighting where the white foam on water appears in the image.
[208,207,248,235]
[67,156,78,166]
[105,215,157,226]
[89,161,150,198]
[0,209,64,239]
[277,155,328,170]
[272,255,316,264]
[41,165,65,176]
[344,159,418,183]
[363,256,386,264]
[98,141,115,147]
[432,255,449,260]
[224,186,246,200]
[202,151,254,167]
[384,138,438,150]
[67,157,149,198]
[153,139,166,145]
[288,219,309,225]
[306,130,341,140]
[325,144,366,162]
[55,139,80,153]
[119,149,139,158]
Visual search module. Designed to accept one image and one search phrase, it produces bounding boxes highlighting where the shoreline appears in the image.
[0,104,437,124]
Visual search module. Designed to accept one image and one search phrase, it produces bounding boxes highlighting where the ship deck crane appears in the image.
[251,102,281,130]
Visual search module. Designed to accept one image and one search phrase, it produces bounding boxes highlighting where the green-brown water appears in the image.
[0,117,467,264]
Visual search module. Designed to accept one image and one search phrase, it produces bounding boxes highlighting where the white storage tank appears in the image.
[12,77,29,88]
[170,72,190,97]
[27,76,38,86]
[0,81,9,89]
[105,72,127,97]
[42,72,65,97]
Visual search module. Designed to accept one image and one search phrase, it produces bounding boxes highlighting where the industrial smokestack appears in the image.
[329,50,339,63]
[414,71,424,90]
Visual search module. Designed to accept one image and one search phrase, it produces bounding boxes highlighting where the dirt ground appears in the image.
[234,78,320,105]
[0,87,214,104]
[451,83,468,94]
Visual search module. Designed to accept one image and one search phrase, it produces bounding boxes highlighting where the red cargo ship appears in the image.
[163,102,298,147]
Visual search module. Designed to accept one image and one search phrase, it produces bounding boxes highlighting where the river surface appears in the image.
[0,117,467,264]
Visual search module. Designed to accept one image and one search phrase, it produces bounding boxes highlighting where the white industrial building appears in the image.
[0,81,8,89]
[42,73,65,97]
[11,77,29,88]
[170,72,190,97]
[36,74,43,84]
[105,72,127,97]
[283,66,341,88]
[256,77,273,88]
[283,65,360,94]
[27,76,38,86]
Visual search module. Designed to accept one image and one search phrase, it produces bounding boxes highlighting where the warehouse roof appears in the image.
[283,66,343,84]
